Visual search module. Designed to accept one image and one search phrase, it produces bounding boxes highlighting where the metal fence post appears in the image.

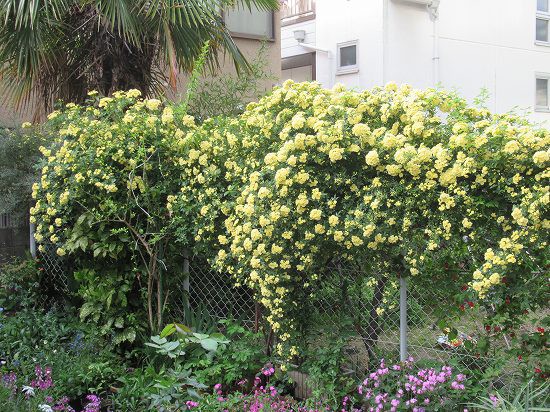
[29,222,36,258]
[399,276,408,362]
[183,248,190,307]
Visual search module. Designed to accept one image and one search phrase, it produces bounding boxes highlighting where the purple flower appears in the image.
[82,394,101,412]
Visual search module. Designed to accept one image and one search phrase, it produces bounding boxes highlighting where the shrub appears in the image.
[0,125,48,220]
[0,365,102,412]
[32,81,549,365]
[0,308,125,401]
[0,257,41,311]
[192,318,270,388]
[357,358,468,411]
[30,90,194,334]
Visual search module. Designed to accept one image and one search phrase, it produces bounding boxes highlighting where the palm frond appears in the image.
[0,0,279,115]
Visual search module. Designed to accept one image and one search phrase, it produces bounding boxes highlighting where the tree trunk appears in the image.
[355,275,388,361]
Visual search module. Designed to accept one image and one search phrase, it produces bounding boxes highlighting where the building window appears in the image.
[536,0,550,44]
[536,75,550,111]
[224,5,274,40]
[336,41,358,74]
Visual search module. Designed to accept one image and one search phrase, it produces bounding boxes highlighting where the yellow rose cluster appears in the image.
[32,82,549,358]
[31,89,194,259]
[191,81,548,356]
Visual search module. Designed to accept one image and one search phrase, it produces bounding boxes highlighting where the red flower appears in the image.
[535,368,542,374]
[459,304,465,311]
[485,325,491,332]
[467,301,474,308]
[505,297,511,305]
[461,285,468,291]
[518,355,523,361]
[493,326,501,333]
[537,327,545,334]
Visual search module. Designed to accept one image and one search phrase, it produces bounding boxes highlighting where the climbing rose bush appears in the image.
[189,81,549,356]
[31,81,549,359]
[30,90,196,335]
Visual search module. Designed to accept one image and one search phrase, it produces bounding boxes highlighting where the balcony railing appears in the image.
[281,0,315,25]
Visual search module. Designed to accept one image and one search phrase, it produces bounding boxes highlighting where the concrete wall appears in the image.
[281,0,550,125]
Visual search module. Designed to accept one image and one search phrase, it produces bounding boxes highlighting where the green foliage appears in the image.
[111,366,158,411]
[0,258,41,311]
[31,90,192,333]
[187,42,276,121]
[111,321,228,409]
[0,307,126,401]
[299,332,357,407]
[148,368,206,410]
[28,79,550,400]
[193,318,270,388]
[176,304,219,335]
[74,267,143,345]
[149,322,229,366]
[0,126,47,218]
[170,80,549,358]
[469,380,550,411]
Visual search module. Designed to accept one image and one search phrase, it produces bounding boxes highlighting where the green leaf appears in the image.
[79,302,96,321]
[199,338,218,352]
[160,323,177,338]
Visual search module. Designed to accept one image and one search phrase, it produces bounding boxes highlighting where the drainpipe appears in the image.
[383,0,390,85]
[429,0,441,87]
[298,43,333,88]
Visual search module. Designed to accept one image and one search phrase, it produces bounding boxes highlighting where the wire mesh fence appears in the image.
[37,245,524,395]
[169,255,524,395]
[166,255,256,325]
[36,243,72,300]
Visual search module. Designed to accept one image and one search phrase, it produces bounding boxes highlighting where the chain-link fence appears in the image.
[37,244,524,395]
[36,242,72,301]
[166,255,256,325]
[166,256,524,395]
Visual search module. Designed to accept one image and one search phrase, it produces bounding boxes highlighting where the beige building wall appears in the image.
[169,12,282,103]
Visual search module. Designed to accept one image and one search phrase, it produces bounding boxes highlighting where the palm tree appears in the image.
[0,0,279,117]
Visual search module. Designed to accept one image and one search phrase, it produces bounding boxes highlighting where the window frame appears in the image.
[536,1,550,46]
[222,8,276,42]
[535,72,550,112]
[336,40,359,75]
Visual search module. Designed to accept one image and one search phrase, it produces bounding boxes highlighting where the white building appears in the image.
[281,0,550,125]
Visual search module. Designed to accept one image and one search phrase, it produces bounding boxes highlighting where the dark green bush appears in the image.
[0,257,41,311]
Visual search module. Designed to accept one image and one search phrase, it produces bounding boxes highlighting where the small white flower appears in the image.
[38,404,53,412]
[22,385,35,397]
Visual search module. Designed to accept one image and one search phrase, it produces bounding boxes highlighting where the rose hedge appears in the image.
[181,81,549,356]
[32,82,549,358]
